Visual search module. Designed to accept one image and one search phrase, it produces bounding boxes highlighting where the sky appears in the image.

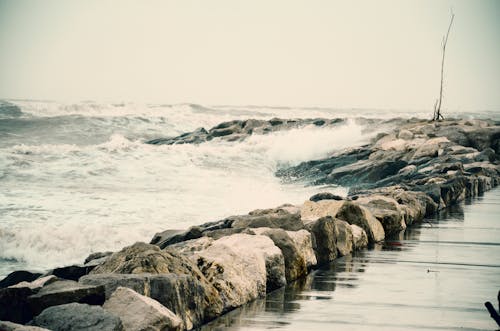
[0,0,499,111]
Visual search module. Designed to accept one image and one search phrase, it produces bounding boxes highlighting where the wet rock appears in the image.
[303,216,337,265]
[285,230,317,270]
[0,321,49,331]
[103,287,182,331]
[31,303,123,331]
[90,242,203,278]
[301,200,385,243]
[355,195,406,237]
[84,251,113,264]
[248,228,307,283]
[79,274,150,299]
[27,280,105,317]
[334,219,353,256]
[0,287,33,323]
[51,264,96,281]
[9,275,58,292]
[230,205,303,231]
[350,224,368,250]
[181,234,285,311]
[309,192,344,202]
[0,271,42,289]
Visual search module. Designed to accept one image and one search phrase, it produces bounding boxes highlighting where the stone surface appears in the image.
[0,321,49,331]
[9,275,58,291]
[84,251,113,264]
[0,287,33,323]
[0,271,42,289]
[27,280,105,317]
[31,303,123,331]
[336,202,385,243]
[350,224,369,250]
[230,205,303,231]
[285,230,317,270]
[90,242,204,279]
[181,234,285,311]
[51,264,96,281]
[103,287,182,331]
[334,219,354,256]
[248,228,307,283]
[79,274,150,299]
[304,216,337,265]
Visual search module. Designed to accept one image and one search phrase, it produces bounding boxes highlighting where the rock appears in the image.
[51,264,96,281]
[0,321,49,331]
[0,287,33,323]
[150,228,202,249]
[247,228,306,283]
[230,205,303,231]
[9,275,58,291]
[301,199,344,223]
[81,273,223,330]
[182,234,285,311]
[31,303,123,331]
[79,274,150,299]
[285,230,317,270]
[350,224,368,250]
[354,195,406,237]
[303,216,337,265]
[398,129,414,140]
[0,271,42,289]
[301,200,385,243]
[90,242,204,278]
[84,251,113,264]
[334,219,353,256]
[309,192,344,202]
[27,280,105,317]
[147,274,223,329]
[103,287,182,331]
[336,202,385,243]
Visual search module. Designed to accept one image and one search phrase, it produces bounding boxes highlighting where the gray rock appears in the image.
[350,224,368,250]
[79,274,150,299]
[334,219,353,256]
[0,321,49,331]
[304,216,337,265]
[0,287,33,323]
[103,287,182,331]
[230,205,303,231]
[84,251,113,264]
[27,280,105,317]
[0,271,42,289]
[309,192,344,202]
[9,275,58,291]
[31,303,123,331]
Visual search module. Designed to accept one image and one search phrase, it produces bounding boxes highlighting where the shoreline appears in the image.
[1,117,499,330]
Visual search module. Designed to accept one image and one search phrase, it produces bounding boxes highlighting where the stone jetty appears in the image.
[1,118,499,331]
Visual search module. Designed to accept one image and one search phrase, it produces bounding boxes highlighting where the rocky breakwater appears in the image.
[1,118,499,331]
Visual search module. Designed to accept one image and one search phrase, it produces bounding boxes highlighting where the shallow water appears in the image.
[201,188,500,331]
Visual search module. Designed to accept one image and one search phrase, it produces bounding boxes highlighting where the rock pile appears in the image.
[1,118,498,330]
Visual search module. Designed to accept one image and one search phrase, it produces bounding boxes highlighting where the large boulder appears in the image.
[31,303,123,331]
[301,200,385,243]
[9,275,58,291]
[27,280,105,317]
[0,287,33,323]
[247,228,307,283]
[334,219,353,256]
[79,274,150,299]
[179,234,285,311]
[103,287,182,331]
[0,321,49,331]
[230,204,303,231]
[354,195,406,237]
[350,224,368,250]
[284,230,317,270]
[0,271,42,289]
[50,264,96,281]
[303,216,337,265]
[90,242,203,279]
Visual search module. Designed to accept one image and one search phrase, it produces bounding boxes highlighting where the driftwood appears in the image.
[433,11,455,121]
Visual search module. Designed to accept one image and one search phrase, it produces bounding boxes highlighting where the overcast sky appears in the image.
[0,0,499,110]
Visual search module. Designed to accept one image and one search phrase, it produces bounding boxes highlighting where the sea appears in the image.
[0,99,498,278]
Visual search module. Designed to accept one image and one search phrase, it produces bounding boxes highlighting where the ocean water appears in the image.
[0,100,498,277]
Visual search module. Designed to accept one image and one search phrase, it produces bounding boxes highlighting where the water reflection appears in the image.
[200,190,500,331]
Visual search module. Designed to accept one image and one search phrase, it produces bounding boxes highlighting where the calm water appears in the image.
[202,188,500,331]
